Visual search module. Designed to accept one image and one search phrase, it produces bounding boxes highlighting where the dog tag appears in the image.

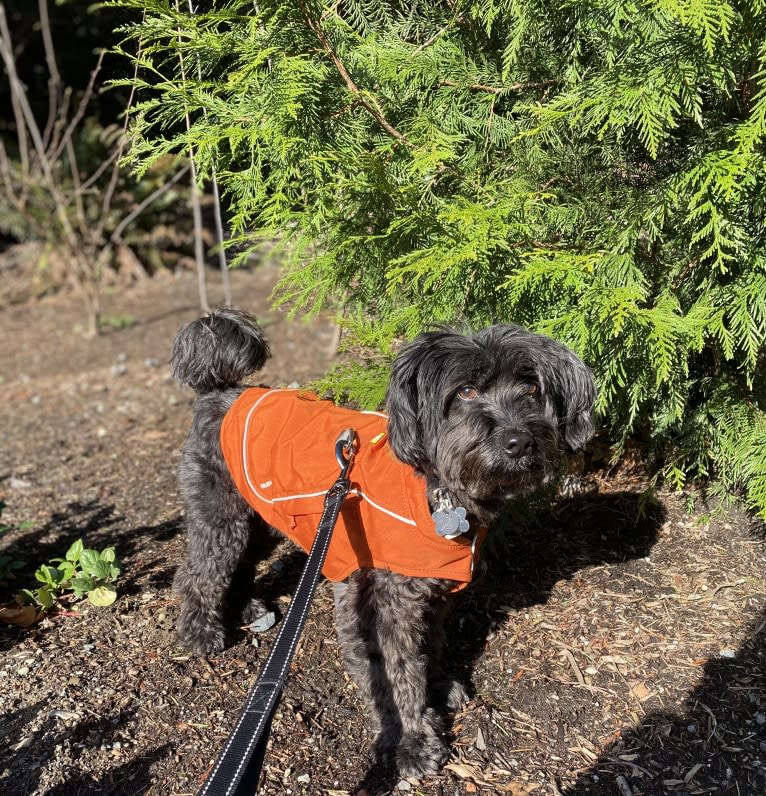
[432,505,470,539]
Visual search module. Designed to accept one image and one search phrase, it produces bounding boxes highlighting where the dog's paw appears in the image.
[441,679,470,711]
[395,731,448,778]
[177,621,226,656]
[240,597,269,624]
[429,677,470,711]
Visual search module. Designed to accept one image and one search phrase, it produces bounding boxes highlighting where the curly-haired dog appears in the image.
[170,308,596,777]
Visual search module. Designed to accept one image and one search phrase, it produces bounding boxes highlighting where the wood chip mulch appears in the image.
[1,271,765,795]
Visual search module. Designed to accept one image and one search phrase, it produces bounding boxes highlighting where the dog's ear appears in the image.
[536,342,597,453]
[385,330,476,472]
[385,335,435,471]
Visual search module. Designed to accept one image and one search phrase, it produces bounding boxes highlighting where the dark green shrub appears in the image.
[114,0,766,516]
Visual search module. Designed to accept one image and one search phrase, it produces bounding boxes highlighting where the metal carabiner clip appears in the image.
[335,428,358,481]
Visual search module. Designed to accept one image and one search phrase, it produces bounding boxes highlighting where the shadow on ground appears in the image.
[352,489,665,795]
[0,699,172,796]
[563,610,766,795]
[453,489,665,701]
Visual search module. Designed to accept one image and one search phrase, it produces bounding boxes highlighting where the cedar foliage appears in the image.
[113,0,766,516]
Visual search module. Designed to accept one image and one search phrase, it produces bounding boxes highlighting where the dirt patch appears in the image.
[1,269,765,796]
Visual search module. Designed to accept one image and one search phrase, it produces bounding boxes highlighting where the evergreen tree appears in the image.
[114,0,766,516]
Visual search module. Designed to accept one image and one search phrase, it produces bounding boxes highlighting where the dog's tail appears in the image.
[170,308,271,393]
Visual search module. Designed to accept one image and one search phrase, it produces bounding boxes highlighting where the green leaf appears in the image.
[66,539,84,563]
[56,561,76,580]
[19,588,39,605]
[88,586,117,607]
[78,549,100,575]
[70,576,96,597]
[35,565,63,587]
[36,587,56,610]
[90,559,114,581]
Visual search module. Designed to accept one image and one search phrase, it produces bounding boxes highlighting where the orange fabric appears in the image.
[219,388,487,588]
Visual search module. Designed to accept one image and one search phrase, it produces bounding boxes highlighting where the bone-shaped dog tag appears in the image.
[432,505,470,539]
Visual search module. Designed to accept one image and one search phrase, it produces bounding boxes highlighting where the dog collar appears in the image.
[431,489,470,539]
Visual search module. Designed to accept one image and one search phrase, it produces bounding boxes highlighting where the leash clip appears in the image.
[335,428,358,480]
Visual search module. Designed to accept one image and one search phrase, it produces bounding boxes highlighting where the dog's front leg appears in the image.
[335,571,449,778]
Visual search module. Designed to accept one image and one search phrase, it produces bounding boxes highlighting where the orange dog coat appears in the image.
[219,388,487,588]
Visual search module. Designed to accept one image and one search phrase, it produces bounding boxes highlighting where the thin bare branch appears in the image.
[0,4,30,182]
[98,75,136,234]
[187,0,230,306]
[414,22,451,54]
[80,148,121,194]
[46,85,72,162]
[38,0,62,150]
[95,6,145,246]
[50,51,105,163]
[38,0,60,87]
[0,5,78,250]
[65,137,89,241]
[175,0,208,312]
[297,0,413,148]
[209,172,231,305]
[109,162,191,245]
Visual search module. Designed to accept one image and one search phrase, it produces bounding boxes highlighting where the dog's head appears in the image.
[385,325,596,518]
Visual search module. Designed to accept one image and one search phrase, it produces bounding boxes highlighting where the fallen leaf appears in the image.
[684,763,703,782]
[629,682,651,701]
[88,586,117,607]
[444,762,481,780]
[569,745,598,762]
[0,603,43,627]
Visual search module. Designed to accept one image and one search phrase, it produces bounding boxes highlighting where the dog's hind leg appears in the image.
[174,520,250,654]
[335,570,450,777]
[174,454,264,655]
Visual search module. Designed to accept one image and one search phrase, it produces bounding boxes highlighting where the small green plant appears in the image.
[99,313,137,331]
[20,539,121,610]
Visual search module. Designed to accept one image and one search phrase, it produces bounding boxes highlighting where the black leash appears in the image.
[198,428,358,796]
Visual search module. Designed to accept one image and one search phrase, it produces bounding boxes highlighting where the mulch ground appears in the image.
[1,266,765,796]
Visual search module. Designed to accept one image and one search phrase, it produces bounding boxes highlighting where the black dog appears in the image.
[170,308,596,777]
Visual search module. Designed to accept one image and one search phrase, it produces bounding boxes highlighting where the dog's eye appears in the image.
[524,383,538,396]
[458,386,479,401]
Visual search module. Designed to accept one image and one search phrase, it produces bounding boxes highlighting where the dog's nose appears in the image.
[505,431,533,458]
